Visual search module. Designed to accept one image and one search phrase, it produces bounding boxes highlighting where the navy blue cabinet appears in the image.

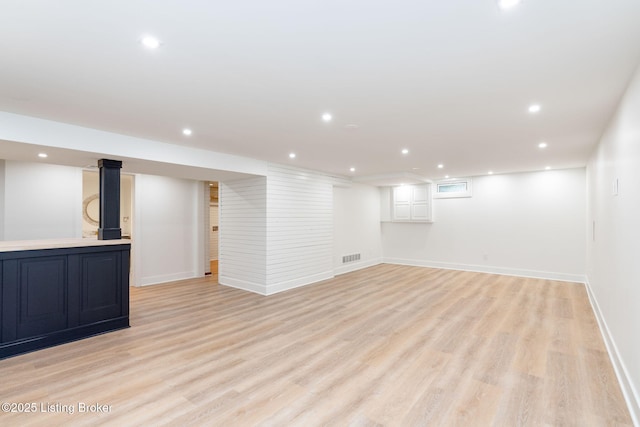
[1,242,130,359]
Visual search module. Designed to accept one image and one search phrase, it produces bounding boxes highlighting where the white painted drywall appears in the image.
[333,182,383,274]
[2,160,82,240]
[133,174,201,286]
[586,64,640,423]
[0,160,5,240]
[209,204,218,260]
[382,168,586,281]
[0,111,267,180]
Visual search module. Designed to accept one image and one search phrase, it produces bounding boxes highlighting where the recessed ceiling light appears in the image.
[545,166,551,170]
[401,148,409,155]
[488,171,494,175]
[322,113,332,122]
[498,0,522,10]
[182,128,192,136]
[538,142,548,148]
[437,164,444,169]
[445,175,450,179]
[289,152,296,159]
[141,35,161,49]
[528,104,541,114]
[38,153,48,158]
[412,167,420,170]
[349,167,356,172]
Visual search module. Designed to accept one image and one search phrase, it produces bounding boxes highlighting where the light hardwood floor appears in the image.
[0,264,632,426]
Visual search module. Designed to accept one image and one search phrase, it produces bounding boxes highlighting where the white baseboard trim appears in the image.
[334,257,383,276]
[138,271,198,287]
[219,276,268,295]
[383,257,587,283]
[265,270,335,295]
[584,278,639,426]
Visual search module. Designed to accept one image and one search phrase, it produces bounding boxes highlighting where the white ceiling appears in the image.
[1,1,639,181]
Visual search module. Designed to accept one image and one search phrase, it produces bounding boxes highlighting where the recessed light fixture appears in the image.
[401,148,409,155]
[498,0,522,10]
[488,171,494,175]
[349,167,356,172]
[322,113,332,122]
[437,164,444,169]
[182,128,192,136]
[445,175,450,179]
[38,153,48,158]
[289,152,296,159]
[545,166,551,170]
[538,142,548,149]
[528,104,541,114]
[141,35,161,49]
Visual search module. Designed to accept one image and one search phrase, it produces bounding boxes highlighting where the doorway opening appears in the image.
[208,182,219,275]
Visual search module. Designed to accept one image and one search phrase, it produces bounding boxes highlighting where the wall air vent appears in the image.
[342,253,361,264]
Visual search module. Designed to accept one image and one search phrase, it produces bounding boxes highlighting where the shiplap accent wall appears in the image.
[219,164,348,295]
[219,176,267,294]
[265,164,335,294]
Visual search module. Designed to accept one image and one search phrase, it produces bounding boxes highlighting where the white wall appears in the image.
[133,174,201,286]
[218,176,267,294]
[2,160,82,240]
[0,160,5,240]
[586,64,640,424]
[265,164,334,294]
[382,168,586,281]
[333,182,383,274]
[209,205,219,260]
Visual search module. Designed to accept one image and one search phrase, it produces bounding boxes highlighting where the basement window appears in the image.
[434,178,472,198]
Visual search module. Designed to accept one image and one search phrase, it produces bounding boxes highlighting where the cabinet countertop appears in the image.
[0,238,131,253]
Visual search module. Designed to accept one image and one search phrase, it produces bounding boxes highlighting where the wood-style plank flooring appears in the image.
[0,264,632,426]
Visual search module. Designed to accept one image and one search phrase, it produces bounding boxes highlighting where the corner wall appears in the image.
[218,176,268,294]
[586,64,640,424]
[132,174,202,286]
[382,168,586,281]
[333,182,383,274]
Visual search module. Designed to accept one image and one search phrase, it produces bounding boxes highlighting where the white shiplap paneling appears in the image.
[265,164,334,294]
[219,176,267,294]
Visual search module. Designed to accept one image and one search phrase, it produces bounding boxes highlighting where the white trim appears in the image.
[265,271,334,295]
[334,258,383,276]
[139,271,199,286]
[584,277,640,426]
[383,257,586,283]
[219,276,267,295]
